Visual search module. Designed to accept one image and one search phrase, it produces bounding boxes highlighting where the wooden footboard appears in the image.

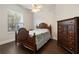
[15,28,37,53]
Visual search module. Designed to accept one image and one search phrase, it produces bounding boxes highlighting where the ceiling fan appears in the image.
[32,4,42,12]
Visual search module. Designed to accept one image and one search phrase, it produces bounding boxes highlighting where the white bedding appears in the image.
[29,29,51,50]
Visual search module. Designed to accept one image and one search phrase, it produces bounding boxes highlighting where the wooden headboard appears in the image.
[36,23,49,29]
[36,23,52,37]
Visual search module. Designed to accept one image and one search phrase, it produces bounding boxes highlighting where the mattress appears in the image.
[29,29,50,50]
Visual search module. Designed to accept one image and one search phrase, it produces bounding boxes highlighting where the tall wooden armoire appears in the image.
[58,17,79,53]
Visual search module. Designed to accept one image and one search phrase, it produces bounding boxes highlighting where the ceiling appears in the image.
[20,4,32,9]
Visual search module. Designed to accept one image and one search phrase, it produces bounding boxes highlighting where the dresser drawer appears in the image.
[68,33,75,41]
[68,35,74,39]
[68,41,75,51]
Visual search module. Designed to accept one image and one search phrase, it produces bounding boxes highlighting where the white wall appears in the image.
[33,4,56,39]
[0,4,33,45]
[56,4,79,20]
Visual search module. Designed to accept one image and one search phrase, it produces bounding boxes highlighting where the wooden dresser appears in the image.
[57,17,79,53]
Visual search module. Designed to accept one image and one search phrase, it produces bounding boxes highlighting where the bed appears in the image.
[15,23,52,53]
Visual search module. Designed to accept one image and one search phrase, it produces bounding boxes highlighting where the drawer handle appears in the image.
[69,32,72,33]
[70,37,72,39]
[70,47,72,49]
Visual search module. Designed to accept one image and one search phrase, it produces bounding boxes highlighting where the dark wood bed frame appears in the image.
[15,23,52,53]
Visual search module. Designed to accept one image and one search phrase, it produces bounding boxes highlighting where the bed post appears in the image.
[49,25,52,39]
[15,31,18,46]
[33,33,37,53]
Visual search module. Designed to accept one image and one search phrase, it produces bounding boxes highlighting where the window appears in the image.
[8,9,24,31]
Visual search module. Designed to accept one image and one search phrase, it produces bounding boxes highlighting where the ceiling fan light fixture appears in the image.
[32,4,42,12]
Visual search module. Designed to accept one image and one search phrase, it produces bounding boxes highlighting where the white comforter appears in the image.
[29,29,50,50]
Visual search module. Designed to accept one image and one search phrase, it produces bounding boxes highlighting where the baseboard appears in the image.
[50,36,56,40]
[52,37,57,40]
[53,38,57,40]
[0,39,15,45]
